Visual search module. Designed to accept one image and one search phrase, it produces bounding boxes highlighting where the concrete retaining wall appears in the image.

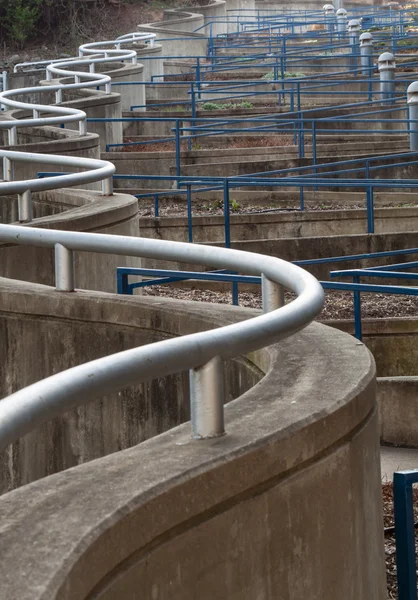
[0,283,385,600]
[137,206,418,244]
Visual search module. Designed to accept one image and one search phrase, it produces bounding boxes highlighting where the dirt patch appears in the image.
[118,135,294,152]
[142,285,418,321]
[137,199,418,218]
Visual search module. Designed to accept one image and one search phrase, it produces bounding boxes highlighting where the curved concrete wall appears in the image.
[0,280,261,493]
[0,286,385,600]
[165,1,227,36]
[0,188,140,292]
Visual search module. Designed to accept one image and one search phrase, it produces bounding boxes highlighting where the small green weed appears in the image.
[230,198,240,211]
[201,101,254,111]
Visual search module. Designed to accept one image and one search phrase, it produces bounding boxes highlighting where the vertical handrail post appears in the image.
[223,179,231,248]
[394,472,417,600]
[18,190,33,223]
[353,275,362,341]
[187,184,193,243]
[55,244,75,292]
[190,356,225,439]
[191,82,197,120]
[154,193,159,218]
[261,273,284,313]
[366,183,375,234]
[175,119,181,178]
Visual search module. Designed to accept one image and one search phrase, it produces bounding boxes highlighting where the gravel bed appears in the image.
[138,201,418,218]
[143,286,418,320]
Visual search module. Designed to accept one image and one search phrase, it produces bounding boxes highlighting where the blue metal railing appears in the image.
[116,246,418,342]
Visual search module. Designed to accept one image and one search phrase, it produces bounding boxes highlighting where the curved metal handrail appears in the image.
[0,223,324,449]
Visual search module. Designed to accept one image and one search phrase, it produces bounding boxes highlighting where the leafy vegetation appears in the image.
[262,70,305,80]
[201,101,254,110]
[0,0,111,48]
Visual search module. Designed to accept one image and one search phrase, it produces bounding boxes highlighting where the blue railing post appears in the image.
[223,179,231,248]
[394,472,417,600]
[154,193,159,218]
[175,119,181,178]
[187,184,193,243]
[232,277,239,306]
[117,271,132,295]
[274,55,279,80]
[299,112,305,159]
[299,183,304,211]
[297,81,301,112]
[312,120,317,166]
[191,82,197,120]
[196,58,201,96]
[366,184,375,234]
[283,37,287,71]
[353,275,362,340]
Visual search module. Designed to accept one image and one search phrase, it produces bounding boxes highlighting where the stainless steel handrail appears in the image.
[0,31,156,218]
[0,223,324,447]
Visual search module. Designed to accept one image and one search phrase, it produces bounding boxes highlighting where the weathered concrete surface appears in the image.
[329,318,418,378]
[0,279,262,493]
[138,206,418,244]
[378,377,418,447]
[0,288,385,599]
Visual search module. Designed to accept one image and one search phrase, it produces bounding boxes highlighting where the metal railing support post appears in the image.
[262,273,284,312]
[366,186,374,234]
[223,179,231,248]
[393,472,417,600]
[8,127,17,146]
[187,184,193,243]
[18,190,33,223]
[54,244,75,292]
[378,52,396,106]
[3,157,12,181]
[191,82,196,120]
[175,120,181,178]
[101,176,113,196]
[79,119,87,136]
[353,275,362,340]
[407,81,418,151]
[190,356,225,439]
